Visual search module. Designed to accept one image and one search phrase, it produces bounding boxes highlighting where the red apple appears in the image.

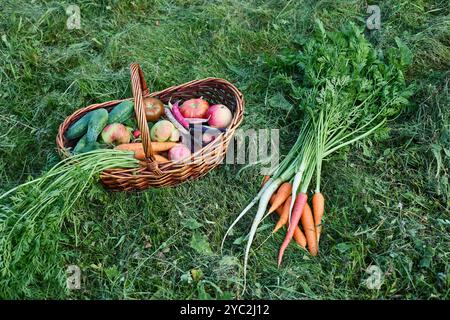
[101,123,131,145]
[207,104,232,129]
[168,144,191,162]
[180,98,209,118]
[202,132,216,144]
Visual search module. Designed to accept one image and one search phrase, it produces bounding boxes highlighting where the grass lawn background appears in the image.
[0,0,448,299]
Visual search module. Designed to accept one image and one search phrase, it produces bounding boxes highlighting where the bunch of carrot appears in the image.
[263,177,324,256]
[221,21,413,292]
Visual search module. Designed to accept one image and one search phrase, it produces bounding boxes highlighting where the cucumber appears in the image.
[65,111,93,140]
[107,100,134,124]
[86,108,109,144]
[72,134,88,154]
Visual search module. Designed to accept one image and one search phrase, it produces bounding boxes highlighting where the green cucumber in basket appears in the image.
[86,108,109,144]
[65,111,94,140]
[107,100,134,124]
[72,134,88,154]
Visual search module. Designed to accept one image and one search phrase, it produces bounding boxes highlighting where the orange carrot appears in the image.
[278,192,308,266]
[115,142,178,153]
[273,195,291,233]
[154,154,170,162]
[293,223,307,248]
[312,192,325,244]
[138,154,170,165]
[114,143,143,152]
[301,203,318,256]
[133,149,146,161]
[268,182,292,214]
[274,204,306,248]
[261,175,270,189]
[270,193,306,248]
[150,142,179,152]
[115,142,177,161]
[134,151,170,162]
[269,192,277,205]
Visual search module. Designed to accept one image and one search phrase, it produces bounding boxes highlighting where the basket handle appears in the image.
[130,63,162,175]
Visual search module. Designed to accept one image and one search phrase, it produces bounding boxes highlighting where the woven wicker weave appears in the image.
[56,63,244,191]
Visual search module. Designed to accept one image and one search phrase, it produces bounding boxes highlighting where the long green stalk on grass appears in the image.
[0,149,139,297]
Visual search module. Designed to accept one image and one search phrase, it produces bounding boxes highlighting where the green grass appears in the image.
[0,0,449,299]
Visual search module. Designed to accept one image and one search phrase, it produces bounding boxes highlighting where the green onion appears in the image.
[0,149,139,296]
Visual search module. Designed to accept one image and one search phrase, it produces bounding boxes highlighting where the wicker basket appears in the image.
[56,63,244,191]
